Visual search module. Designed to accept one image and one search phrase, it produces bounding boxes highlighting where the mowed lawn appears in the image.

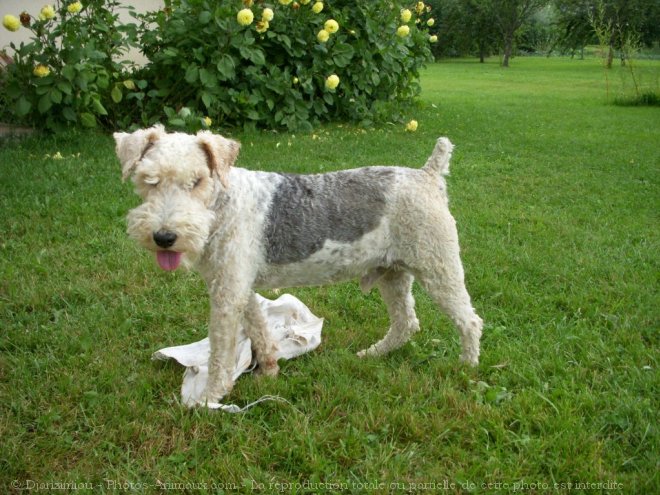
[1,57,658,492]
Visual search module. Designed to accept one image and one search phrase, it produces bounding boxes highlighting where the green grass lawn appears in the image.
[1,57,658,493]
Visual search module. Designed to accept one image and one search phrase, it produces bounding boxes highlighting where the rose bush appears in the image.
[1,0,141,131]
[137,0,435,131]
[2,0,436,131]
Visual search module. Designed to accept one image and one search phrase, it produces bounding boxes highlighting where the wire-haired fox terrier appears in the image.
[114,126,483,404]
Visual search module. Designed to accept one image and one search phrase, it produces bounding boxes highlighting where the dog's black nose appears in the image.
[153,230,177,248]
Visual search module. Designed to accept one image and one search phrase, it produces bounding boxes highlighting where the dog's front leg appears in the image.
[203,290,250,404]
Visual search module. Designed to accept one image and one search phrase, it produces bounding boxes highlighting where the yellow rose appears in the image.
[405,120,418,132]
[256,20,269,33]
[67,2,83,14]
[427,18,435,27]
[300,0,311,4]
[312,2,323,14]
[292,76,299,85]
[203,116,212,127]
[236,8,254,26]
[429,35,437,43]
[317,29,329,43]
[396,25,410,38]
[2,14,20,31]
[324,19,339,33]
[262,8,274,22]
[279,0,292,5]
[416,2,425,14]
[400,9,412,23]
[325,74,339,90]
[33,64,50,78]
[39,5,56,21]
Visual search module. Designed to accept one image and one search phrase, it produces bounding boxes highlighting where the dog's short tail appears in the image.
[422,137,453,176]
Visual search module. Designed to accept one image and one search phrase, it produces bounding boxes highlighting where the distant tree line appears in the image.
[426,0,660,66]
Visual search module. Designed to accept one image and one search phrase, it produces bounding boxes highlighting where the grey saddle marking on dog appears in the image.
[264,167,396,264]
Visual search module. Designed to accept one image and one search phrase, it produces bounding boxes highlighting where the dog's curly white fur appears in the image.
[115,126,483,404]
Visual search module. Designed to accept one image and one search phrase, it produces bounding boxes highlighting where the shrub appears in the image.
[0,1,141,131]
[137,0,435,131]
[1,0,436,132]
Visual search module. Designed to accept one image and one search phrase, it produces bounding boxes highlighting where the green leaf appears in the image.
[57,81,73,95]
[80,113,97,127]
[6,83,22,99]
[92,98,108,116]
[62,107,77,122]
[97,75,110,89]
[185,65,199,84]
[249,49,266,66]
[198,11,212,24]
[199,69,218,88]
[38,94,53,114]
[111,86,123,103]
[332,43,355,68]
[61,65,76,81]
[35,85,51,96]
[239,46,265,65]
[201,92,213,110]
[50,89,63,104]
[216,55,236,80]
[15,97,32,117]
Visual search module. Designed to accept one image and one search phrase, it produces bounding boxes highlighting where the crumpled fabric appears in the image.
[152,293,323,412]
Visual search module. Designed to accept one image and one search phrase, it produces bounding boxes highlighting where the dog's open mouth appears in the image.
[156,251,182,271]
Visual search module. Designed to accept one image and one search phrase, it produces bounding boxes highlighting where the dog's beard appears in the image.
[127,202,215,270]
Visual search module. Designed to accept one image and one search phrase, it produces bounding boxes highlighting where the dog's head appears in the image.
[114,125,240,270]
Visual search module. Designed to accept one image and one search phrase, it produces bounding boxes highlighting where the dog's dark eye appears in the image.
[193,177,203,188]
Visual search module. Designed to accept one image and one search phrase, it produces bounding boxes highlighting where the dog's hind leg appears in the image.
[243,292,280,377]
[413,253,483,367]
[357,270,420,357]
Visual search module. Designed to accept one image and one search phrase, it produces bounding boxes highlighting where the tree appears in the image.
[467,0,501,62]
[489,0,547,67]
[426,0,499,62]
[554,0,660,66]
[553,0,596,57]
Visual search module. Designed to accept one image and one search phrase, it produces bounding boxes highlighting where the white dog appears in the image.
[114,126,483,404]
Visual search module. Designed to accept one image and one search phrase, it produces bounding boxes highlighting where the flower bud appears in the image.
[33,64,50,78]
[262,8,274,22]
[40,5,56,20]
[324,19,339,33]
[236,8,254,26]
[325,74,339,90]
[67,2,83,14]
[3,14,20,31]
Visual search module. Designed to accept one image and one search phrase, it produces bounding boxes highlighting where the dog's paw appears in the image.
[254,359,280,378]
[459,353,479,367]
[356,345,379,358]
[200,378,234,405]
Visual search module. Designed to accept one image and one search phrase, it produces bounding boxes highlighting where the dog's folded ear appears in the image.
[113,125,164,181]
[196,131,241,188]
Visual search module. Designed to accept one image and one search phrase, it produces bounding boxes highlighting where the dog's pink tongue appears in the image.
[156,251,182,271]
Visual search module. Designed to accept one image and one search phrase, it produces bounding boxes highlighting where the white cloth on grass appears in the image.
[152,293,323,413]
